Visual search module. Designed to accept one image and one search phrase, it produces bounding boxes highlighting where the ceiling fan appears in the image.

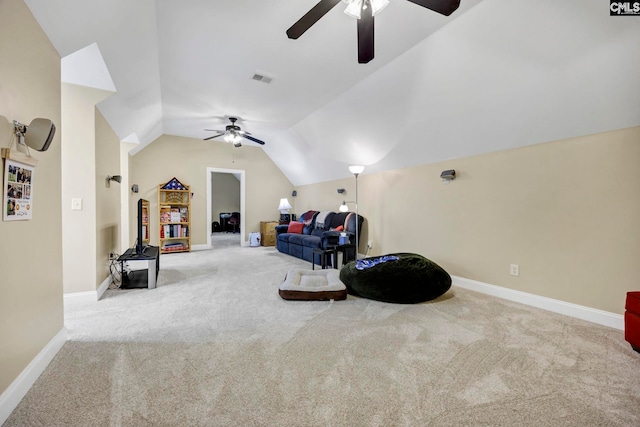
[286,0,460,64]
[203,117,266,147]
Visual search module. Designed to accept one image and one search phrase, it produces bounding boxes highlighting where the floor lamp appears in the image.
[348,165,364,259]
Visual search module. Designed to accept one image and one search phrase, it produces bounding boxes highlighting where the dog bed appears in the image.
[279,269,347,301]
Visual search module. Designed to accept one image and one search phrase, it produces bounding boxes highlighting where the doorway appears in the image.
[205,167,245,248]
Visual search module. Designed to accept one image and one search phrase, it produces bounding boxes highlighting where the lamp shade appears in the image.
[278,198,292,214]
[349,165,365,175]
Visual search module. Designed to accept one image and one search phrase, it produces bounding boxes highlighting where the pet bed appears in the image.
[279,269,347,301]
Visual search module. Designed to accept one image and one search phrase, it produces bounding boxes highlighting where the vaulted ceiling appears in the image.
[24,0,640,186]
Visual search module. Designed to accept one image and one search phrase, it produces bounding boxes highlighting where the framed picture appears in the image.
[3,159,34,221]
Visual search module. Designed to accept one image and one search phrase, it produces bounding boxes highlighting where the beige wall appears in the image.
[61,83,113,293]
[129,135,293,247]
[0,0,63,394]
[296,127,640,315]
[95,109,121,284]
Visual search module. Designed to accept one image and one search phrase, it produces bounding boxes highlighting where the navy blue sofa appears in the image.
[276,210,364,263]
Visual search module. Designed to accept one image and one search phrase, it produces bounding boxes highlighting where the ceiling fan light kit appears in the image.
[343,0,389,19]
[203,117,266,147]
[287,0,461,64]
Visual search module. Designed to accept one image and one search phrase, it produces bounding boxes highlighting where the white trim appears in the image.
[96,276,110,300]
[0,327,67,425]
[452,275,624,330]
[63,276,110,303]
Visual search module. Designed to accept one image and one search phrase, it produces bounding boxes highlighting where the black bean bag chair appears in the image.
[339,252,451,303]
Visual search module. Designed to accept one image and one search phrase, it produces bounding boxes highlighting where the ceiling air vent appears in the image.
[251,73,273,84]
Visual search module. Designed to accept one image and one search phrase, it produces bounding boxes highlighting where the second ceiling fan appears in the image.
[286,0,460,64]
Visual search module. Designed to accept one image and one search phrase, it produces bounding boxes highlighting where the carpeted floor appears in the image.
[4,233,640,426]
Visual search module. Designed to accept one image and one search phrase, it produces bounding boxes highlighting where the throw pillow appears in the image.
[287,221,304,234]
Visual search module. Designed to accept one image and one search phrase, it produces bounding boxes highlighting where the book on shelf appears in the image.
[160,205,172,223]
[162,242,187,251]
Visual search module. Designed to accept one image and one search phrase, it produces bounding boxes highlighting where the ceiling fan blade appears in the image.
[203,133,225,141]
[204,129,225,132]
[242,134,266,145]
[405,0,460,16]
[357,6,374,64]
[286,0,342,39]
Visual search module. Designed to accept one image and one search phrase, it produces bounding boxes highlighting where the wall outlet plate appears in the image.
[510,264,519,276]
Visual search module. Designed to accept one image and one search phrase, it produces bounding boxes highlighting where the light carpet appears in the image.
[5,233,640,426]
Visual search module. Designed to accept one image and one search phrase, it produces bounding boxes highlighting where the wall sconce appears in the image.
[337,188,346,194]
[131,184,139,193]
[107,175,122,186]
[440,169,456,184]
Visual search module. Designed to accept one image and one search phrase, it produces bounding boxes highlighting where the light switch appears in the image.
[71,198,82,210]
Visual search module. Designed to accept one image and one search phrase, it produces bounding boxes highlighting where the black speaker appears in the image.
[292,190,297,197]
[440,169,456,180]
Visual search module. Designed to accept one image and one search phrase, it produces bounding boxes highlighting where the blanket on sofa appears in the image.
[301,210,318,226]
[314,211,332,229]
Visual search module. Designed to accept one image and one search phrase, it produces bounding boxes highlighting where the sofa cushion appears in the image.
[287,221,304,234]
[277,233,292,243]
[287,234,306,245]
[301,235,322,248]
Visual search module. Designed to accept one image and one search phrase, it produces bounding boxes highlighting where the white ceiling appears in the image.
[24,0,640,186]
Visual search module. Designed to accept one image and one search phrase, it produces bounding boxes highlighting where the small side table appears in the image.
[312,248,336,270]
[330,243,356,268]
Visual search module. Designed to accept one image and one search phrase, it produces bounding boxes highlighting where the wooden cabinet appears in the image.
[260,221,278,247]
[158,177,191,254]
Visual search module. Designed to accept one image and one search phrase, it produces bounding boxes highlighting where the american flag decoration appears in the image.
[161,177,187,190]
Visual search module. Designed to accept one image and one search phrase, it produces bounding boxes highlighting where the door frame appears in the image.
[205,167,246,248]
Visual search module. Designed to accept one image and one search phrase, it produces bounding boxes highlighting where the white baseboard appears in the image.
[452,275,624,330]
[97,276,110,300]
[0,327,67,425]
[63,276,110,303]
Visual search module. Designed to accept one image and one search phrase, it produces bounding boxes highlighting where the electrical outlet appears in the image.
[510,264,519,277]
[367,240,374,249]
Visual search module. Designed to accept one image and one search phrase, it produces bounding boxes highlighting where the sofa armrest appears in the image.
[275,224,289,236]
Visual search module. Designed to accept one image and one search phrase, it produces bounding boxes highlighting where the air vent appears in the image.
[251,73,273,84]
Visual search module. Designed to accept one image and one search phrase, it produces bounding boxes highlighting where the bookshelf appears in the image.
[158,177,191,254]
[141,199,150,245]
